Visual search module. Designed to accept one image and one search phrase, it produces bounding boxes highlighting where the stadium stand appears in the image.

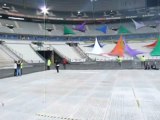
[0,44,14,67]
[0,18,160,37]
[49,42,86,62]
[4,41,44,63]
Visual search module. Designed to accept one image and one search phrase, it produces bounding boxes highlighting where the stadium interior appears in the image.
[0,0,160,67]
[1,0,160,120]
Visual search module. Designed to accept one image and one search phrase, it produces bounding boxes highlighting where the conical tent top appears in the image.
[74,22,86,32]
[118,26,131,34]
[64,25,75,35]
[91,37,103,54]
[132,19,145,29]
[151,37,160,56]
[123,38,144,57]
[108,36,124,57]
[96,25,108,34]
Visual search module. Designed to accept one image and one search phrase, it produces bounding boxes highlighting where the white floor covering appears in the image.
[0,70,160,120]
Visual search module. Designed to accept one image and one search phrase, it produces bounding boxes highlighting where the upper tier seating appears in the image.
[0,19,159,37]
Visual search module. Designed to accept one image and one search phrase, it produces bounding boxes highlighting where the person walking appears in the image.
[55,60,60,73]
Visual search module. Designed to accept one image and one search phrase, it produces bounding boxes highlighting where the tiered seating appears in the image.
[15,21,43,35]
[5,42,44,63]
[0,45,14,67]
[50,43,85,62]
[0,18,159,36]
[43,24,63,36]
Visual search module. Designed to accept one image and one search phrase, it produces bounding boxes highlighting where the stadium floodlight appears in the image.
[41,6,49,15]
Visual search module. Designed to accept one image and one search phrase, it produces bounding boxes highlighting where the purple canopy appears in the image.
[123,39,144,57]
[74,22,86,32]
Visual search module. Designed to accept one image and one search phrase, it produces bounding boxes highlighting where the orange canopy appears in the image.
[108,36,124,57]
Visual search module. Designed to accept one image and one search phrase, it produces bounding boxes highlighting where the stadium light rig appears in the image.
[77,11,82,17]
[41,6,49,15]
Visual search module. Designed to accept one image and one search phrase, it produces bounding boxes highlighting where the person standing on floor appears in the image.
[55,60,60,73]
[16,60,21,76]
[47,59,52,70]
[62,58,67,69]
[117,56,123,67]
[151,62,159,70]
[20,60,23,75]
[144,62,150,70]
[14,61,17,76]
[140,55,146,68]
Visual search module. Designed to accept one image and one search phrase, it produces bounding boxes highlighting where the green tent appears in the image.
[151,37,160,56]
[118,26,131,34]
[64,25,75,35]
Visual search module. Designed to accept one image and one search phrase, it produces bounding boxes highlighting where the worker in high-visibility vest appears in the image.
[140,55,146,68]
[47,59,52,70]
[117,56,123,67]
[20,60,23,75]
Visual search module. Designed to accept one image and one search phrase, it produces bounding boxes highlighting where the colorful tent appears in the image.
[90,37,103,54]
[74,22,86,32]
[150,37,160,56]
[64,25,75,35]
[118,26,131,34]
[108,36,124,57]
[96,25,108,34]
[144,40,157,48]
[123,38,144,57]
[132,19,145,29]
[84,39,105,48]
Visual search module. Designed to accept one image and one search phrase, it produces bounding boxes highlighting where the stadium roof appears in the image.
[1,0,147,12]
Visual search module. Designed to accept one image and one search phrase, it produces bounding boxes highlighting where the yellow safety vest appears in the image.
[117,57,123,62]
[21,63,23,69]
[47,60,51,66]
[140,56,146,62]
